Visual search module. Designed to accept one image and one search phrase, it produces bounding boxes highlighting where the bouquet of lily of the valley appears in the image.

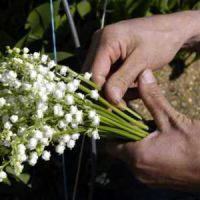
[0,47,149,182]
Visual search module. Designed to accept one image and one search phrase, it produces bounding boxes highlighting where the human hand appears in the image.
[107,69,200,192]
[83,11,200,104]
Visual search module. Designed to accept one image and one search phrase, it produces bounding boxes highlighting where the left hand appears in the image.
[107,69,200,192]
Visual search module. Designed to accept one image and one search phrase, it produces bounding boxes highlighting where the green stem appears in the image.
[99,126,142,141]
[93,107,148,136]
[124,106,143,120]
[79,84,149,130]
[91,104,127,124]
[74,95,148,136]
[53,127,87,139]
[101,116,147,137]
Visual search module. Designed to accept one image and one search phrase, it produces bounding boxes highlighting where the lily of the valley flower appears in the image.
[0,47,148,181]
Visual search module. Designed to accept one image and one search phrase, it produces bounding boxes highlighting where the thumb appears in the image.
[138,69,174,131]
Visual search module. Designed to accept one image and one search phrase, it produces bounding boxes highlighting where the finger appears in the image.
[106,141,134,163]
[104,49,144,104]
[90,44,112,87]
[138,69,175,131]
[82,30,121,87]
[106,131,159,164]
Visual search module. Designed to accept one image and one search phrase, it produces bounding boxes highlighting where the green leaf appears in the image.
[70,4,76,15]
[127,1,143,15]
[6,166,30,184]
[17,173,30,184]
[77,1,91,17]
[160,0,169,12]
[168,0,178,10]
[3,177,11,186]
[0,145,10,156]
[25,0,61,40]
[193,2,200,9]
[48,51,73,62]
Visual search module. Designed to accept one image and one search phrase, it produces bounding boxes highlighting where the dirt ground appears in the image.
[130,60,200,121]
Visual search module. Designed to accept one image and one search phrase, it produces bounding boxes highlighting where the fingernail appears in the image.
[141,69,156,84]
[109,86,121,104]
[95,75,105,87]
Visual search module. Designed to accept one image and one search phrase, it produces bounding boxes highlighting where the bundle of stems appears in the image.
[57,67,149,141]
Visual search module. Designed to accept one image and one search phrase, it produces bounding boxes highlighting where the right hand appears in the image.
[83,11,199,104]
[107,69,200,192]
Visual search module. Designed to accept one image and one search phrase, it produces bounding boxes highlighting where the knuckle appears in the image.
[101,25,113,37]
[93,75,105,87]
[134,153,149,170]
[94,26,111,43]
[145,85,170,112]
[100,26,118,47]
[105,76,125,91]
[95,25,121,61]
[176,112,187,123]
[170,112,191,131]
[116,76,130,88]
[131,147,151,170]
[112,72,134,89]
[92,28,108,43]
[148,85,162,99]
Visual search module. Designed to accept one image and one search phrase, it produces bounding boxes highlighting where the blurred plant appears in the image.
[0,0,199,63]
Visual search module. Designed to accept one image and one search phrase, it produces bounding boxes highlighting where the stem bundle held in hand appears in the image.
[0,47,149,182]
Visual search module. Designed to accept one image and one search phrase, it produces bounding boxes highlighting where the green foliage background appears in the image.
[0,0,199,63]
